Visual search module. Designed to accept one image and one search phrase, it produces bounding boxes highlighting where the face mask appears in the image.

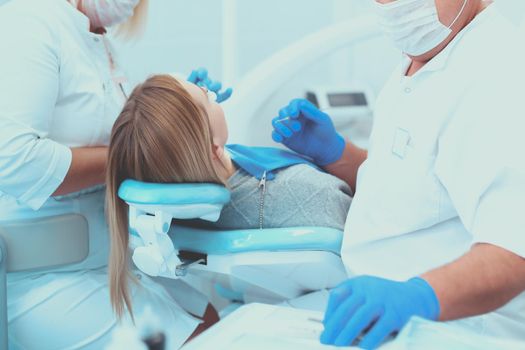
[374,0,468,56]
[495,0,525,26]
[81,0,140,28]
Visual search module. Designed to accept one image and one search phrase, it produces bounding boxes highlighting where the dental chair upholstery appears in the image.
[119,180,347,305]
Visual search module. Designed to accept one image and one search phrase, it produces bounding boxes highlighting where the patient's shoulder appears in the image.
[275,164,352,195]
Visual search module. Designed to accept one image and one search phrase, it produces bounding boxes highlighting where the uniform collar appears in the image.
[65,1,106,38]
[401,3,496,77]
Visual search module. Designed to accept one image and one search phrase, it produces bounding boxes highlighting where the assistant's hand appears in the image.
[321,276,440,349]
[187,67,233,103]
[271,99,345,166]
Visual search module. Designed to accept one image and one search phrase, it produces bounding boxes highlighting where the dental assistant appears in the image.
[272,0,525,348]
[0,0,225,348]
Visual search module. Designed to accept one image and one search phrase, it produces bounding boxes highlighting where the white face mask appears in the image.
[374,0,468,56]
[81,0,140,28]
[495,0,525,26]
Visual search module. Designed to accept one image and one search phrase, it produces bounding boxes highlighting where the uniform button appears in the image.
[404,87,412,93]
[136,273,142,280]
[93,37,100,42]
[102,83,106,91]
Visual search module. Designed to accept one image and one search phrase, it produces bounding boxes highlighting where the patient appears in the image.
[105,74,352,317]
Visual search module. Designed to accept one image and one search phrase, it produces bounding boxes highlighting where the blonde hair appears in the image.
[106,74,228,319]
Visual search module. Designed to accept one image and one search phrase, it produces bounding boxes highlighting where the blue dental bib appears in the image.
[226,144,318,181]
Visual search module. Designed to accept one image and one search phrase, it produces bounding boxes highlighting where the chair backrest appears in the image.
[0,214,89,273]
[0,214,90,350]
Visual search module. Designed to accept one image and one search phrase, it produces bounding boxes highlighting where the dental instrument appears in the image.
[271,99,346,166]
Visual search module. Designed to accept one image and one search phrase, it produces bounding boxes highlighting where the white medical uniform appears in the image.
[342,4,525,340]
[0,0,203,348]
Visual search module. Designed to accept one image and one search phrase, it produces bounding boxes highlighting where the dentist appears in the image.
[0,0,227,348]
[272,0,525,348]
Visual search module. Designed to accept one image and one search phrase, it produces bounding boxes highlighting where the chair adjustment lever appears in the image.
[175,259,206,277]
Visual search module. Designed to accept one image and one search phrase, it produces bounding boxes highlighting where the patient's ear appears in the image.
[212,144,224,161]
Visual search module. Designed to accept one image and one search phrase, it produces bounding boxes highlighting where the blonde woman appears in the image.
[0,0,219,348]
[106,74,353,322]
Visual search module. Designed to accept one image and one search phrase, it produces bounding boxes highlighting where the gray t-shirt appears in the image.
[208,164,352,231]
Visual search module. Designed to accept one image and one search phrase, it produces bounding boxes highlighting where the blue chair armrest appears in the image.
[168,225,343,256]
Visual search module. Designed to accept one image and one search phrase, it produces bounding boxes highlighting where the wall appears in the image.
[113,0,386,85]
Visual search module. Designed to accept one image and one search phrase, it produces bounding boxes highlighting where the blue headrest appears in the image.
[118,179,231,206]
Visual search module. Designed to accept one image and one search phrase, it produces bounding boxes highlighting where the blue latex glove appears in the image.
[271,99,345,166]
[321,276,440,349]
[187,67,233,103]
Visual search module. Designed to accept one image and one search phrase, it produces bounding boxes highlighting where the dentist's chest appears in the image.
[50,30,126,148]
[347,71,467,241]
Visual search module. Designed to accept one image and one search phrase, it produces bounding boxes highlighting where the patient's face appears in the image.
[177,78,229,147]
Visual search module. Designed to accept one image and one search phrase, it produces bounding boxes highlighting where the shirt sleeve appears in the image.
[0,9,72,210]
[435,63,525,258]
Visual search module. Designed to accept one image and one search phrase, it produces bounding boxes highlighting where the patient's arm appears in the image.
[324,141,367,193]
[422,243,525,321]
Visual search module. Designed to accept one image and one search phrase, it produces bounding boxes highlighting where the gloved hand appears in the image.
[187,67,233,103]
[271,99,345,166]
[321,276,440,349]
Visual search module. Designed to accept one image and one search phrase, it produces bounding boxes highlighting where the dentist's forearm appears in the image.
[324,141,367,193]
[53,146,108,196]
[422,243,525,321]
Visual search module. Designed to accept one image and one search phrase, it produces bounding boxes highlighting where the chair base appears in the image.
[185,250,347,304]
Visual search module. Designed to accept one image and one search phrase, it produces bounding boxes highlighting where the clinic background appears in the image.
[112,0,402,146]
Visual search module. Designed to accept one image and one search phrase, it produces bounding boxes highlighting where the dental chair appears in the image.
[117,15,393,311]
[119,180,347,306]
[0,214,89,350]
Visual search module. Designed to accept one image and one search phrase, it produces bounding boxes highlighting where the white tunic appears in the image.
[0,0,126,273]
[342,4,525,339]
[0,0,202,348]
